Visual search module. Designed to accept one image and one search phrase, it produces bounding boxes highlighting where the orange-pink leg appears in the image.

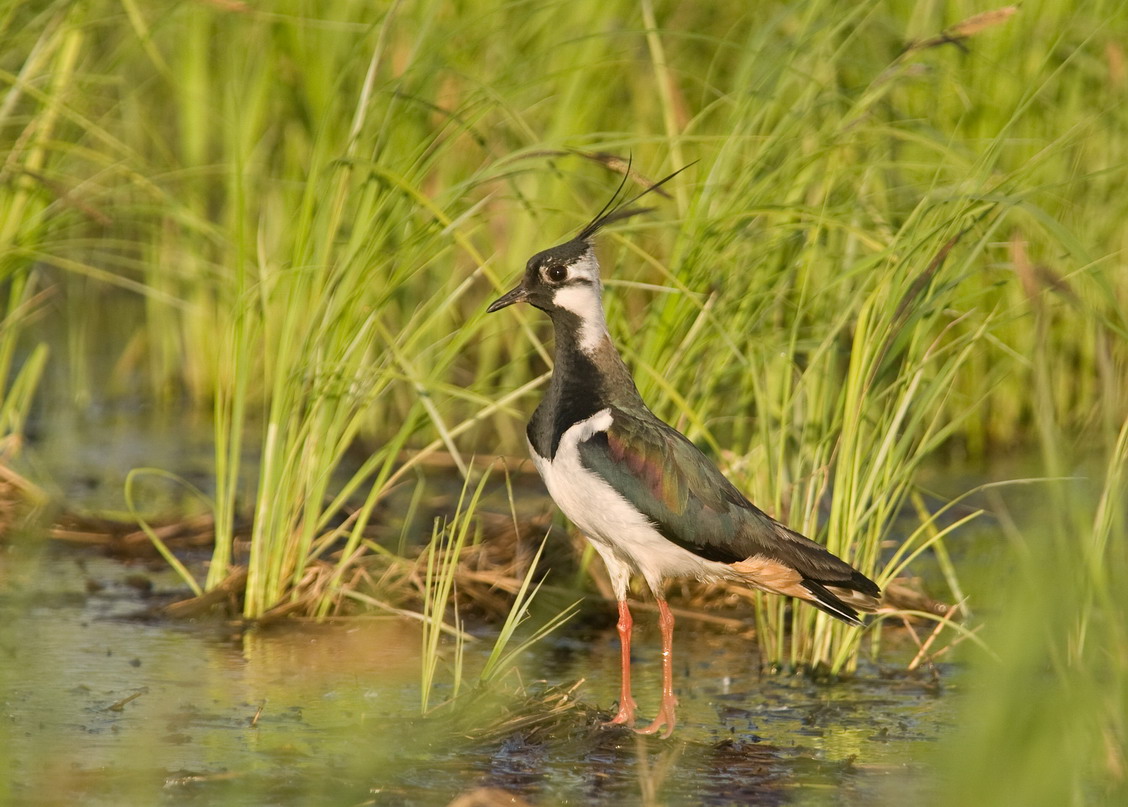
[636,599,678,738]
[604,599,637,728]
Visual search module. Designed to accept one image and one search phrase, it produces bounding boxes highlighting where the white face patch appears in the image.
[552,283,607,354]
[564,251,601,284]
[548,249,607,354]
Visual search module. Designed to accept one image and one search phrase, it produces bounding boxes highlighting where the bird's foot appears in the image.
[602,698,637,729]
[634,696,678,739]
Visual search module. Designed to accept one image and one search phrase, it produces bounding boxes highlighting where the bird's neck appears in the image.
[526,299,645,459]
[547,300,639,408]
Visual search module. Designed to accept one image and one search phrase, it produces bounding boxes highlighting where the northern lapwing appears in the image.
[487,168,881,737]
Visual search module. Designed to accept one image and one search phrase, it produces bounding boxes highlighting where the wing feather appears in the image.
[578,407,880,602]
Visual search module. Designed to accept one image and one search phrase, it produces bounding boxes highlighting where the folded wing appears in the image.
[577,407,880,622]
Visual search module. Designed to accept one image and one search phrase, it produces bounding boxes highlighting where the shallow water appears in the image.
[1,538,956,807]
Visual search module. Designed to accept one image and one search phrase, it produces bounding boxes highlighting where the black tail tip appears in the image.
[801,579,870,626]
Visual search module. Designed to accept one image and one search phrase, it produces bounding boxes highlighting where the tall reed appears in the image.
[0,8,83,461]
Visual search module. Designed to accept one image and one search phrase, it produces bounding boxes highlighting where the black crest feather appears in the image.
[575,159,696,242]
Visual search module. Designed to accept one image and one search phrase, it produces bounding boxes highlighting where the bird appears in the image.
[486,167,881,738]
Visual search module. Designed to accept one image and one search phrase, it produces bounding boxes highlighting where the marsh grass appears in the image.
[931,419,1128,806]
[5,0,1127,703]
[416,465,579,713]
[0,11,61,468]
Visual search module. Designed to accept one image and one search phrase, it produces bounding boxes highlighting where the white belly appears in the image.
[529,408,734,598]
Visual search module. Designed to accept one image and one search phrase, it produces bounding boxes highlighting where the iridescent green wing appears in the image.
[577,407,772,563]
[577,407,868,583]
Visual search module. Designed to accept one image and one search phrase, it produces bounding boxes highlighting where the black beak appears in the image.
[487,283,527,313]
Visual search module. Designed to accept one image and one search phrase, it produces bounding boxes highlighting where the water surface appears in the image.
[2,539,956,806]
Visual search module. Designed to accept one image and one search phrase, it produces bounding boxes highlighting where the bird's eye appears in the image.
[546,265,567,282]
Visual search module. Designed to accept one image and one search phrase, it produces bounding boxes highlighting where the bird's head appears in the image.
[486,236,601,316]
[487,161,693,320]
